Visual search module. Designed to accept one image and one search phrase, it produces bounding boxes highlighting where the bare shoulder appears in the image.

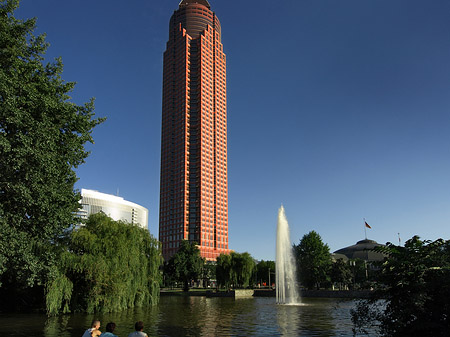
[91,329,102,337]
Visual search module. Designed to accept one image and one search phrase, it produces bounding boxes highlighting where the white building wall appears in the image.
[78,189,148,229]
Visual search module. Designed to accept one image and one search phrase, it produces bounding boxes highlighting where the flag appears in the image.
[365,221,371,229]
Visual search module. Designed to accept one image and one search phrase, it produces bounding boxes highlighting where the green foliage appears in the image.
[201,262,216,288]
[352,236,450,336]
[0,0,104,290]
[348,258,374,289]
[330,258,352,290]
[45,272,73,315]
[164,240,204,291]
[231,252,255,288]
[216,252,255,289]
[46,213,162,315]
[216,253,232,290]
[294,230,332,289]
[256,260,275,286]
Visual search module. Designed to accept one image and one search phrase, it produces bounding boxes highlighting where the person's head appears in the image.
[105,322,116,333]
[91,320,101,329]
[135,321,144,331]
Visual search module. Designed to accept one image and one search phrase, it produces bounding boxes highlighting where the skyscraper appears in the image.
[159,0,229,261]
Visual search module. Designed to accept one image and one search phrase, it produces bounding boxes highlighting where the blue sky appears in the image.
[16,0,450,261]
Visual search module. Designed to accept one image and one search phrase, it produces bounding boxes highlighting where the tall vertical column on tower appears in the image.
[159,0,229,261]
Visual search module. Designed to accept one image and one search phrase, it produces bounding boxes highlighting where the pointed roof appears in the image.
[179,0,211,9]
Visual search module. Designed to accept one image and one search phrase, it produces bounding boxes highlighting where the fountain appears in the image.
[276,205,301,304]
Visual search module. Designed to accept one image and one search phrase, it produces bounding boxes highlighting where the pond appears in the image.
[0,296,370,336]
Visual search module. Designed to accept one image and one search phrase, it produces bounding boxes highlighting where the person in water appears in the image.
[91,328,102,337]
[82,320,100,337]
[128,321,148,337]
[100,322,118,337]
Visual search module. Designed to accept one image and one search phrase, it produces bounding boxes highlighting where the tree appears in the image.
[352,236,450,336]
[330,258,352,290]
[215,252,256,289]
[216,253,232,290]
[45,213,162,315]
[256,260,276,287]
[165,240,204,291]
[162,258,177,288]
[231,252,256,288]
[294,230,332,289]
[201,262,216,288]
[348,258,373,289]
[0,0,104,296]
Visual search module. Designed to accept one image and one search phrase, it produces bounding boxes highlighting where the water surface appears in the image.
[0,296,367,336]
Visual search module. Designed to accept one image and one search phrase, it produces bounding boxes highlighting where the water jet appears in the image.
[276,205,301,304]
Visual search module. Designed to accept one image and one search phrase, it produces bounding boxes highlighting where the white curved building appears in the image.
[78,189,148,229]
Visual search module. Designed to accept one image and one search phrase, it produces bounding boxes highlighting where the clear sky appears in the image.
[16,0,450,261]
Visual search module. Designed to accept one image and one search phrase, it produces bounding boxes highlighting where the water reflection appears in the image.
[0,296,370,336]
[44,316,71,337]
[277,300,337,336]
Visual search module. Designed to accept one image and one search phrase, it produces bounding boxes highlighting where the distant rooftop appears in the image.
[79,189,148,229]
[81,189,143,209]
[179,0,211,9]
[334,239,386,262]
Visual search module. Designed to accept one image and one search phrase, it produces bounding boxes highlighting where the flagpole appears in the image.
[364,218,367,240]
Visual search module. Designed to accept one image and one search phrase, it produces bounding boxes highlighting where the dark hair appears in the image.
[135,321,144,331]
[106,322,116,333]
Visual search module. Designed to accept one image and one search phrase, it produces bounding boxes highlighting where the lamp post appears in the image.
[350,260,356,289]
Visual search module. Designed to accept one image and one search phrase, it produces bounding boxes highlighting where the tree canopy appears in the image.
[231,252,255,288]
[46,213,162,315]
[294,230,332,289]
[164,240,204,291]
[0,0,104,293]
[256,260,275,287]
[216,252,255,289]
[352,236,450,336]
[216,253,233,290]
[330,258,352,290]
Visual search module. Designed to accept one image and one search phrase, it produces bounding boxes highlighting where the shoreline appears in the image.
[160,289,372,299]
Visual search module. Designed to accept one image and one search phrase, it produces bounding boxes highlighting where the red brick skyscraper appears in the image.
[159,0,229,261]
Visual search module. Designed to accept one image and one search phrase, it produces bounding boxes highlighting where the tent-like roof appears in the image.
[179,0,211,9]
[334,239,386,262]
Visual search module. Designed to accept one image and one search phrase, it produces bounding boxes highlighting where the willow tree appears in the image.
[216,253,233,290]
[216,252,255,289]
[231,252,255,288]
[0,0,104,302]
[46,213,162,315]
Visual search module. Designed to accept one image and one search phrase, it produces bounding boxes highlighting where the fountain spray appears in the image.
[276,205,301,304]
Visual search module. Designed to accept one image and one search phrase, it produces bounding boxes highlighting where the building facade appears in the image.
[159,0,229,261]
[78,189,148,229]
[333,239,386,262]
